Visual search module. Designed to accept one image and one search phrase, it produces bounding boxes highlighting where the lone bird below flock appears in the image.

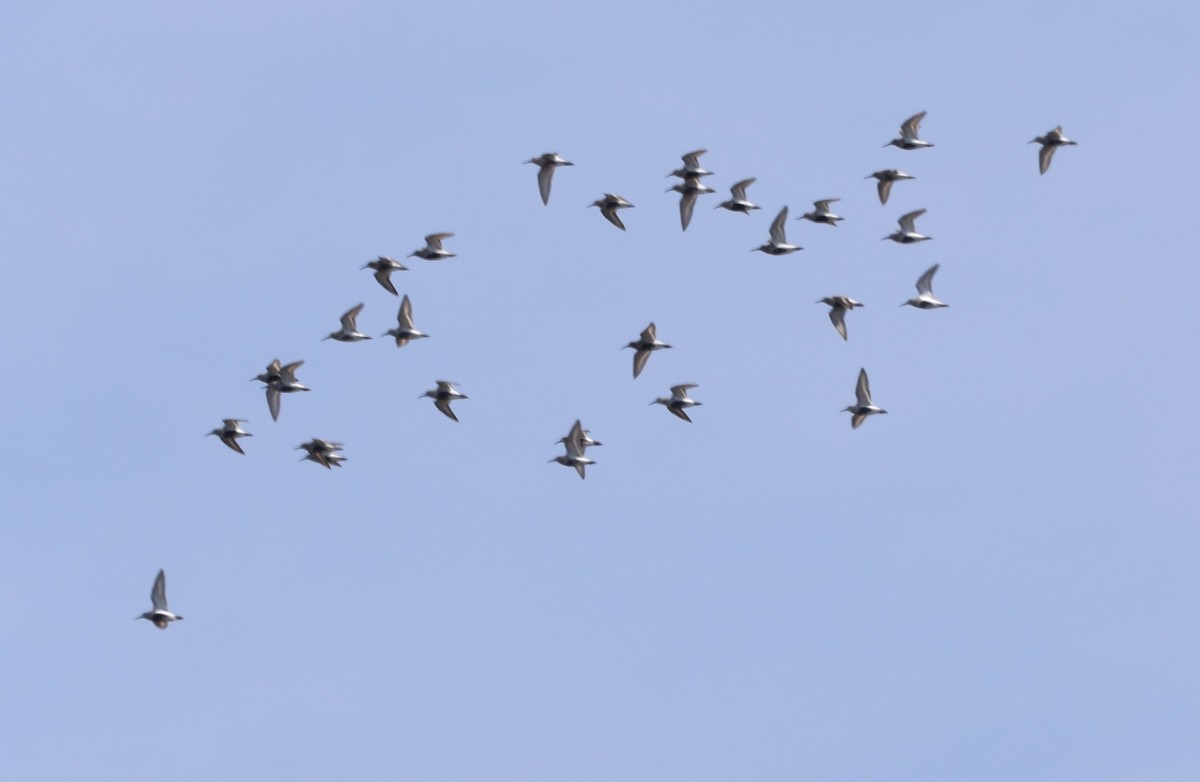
[884,208,932,244]
[885,111,934,150]
[590,193,635,230]
[902,264,949,309]
[625,322,672,378]
[361,256,407,296]
[137,569,182,629]
[754,206,802,255]
[843,368,887,429]
[1031,126,1077,174]
[527,152,573,205]
[408,233,456,261]
[653,384,702,422]
[818,296,864,341]
[866,169,915,205]
[422,380,468,422]
[324,303,371,342]
[207,418,252,454]
[383,295,428,347]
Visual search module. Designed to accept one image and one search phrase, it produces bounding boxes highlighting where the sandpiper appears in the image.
[408,233,456,261]
[799,198,844,226]
[884,208,931,244]
[754,206,802,255]
[1031,126,1077,174]
[652,384,702,422]
[137,569,182,629]
[902,264,948,309]
[817,296,864,341]
[590,193,635,231]
[549,419,596,479]
[624,322,672,379]
[324,303,371,342]
[843,368,887,429]
[297,438,346,469]
[866,170,915,206]
[527,152,574,205]
[667,175,716,231]
[383,295,428,347]
[361,256,408,296]
[715,178,760,214]
[207,418,252,454]
[667,149,713,179]
[255,359,309,422]
[885,111,933,150]
[422,380,467,422]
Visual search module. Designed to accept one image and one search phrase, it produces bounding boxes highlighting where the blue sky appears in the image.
[3,2,1199,780]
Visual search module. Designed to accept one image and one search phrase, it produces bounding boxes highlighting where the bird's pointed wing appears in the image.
[898,208,925,233]
[435,398,459,422]
[633,349,651,379]
[398,295,415,328]
[916,264,939,295]
[426,233,453,249]
[641,323,657,341]
[877,178,893,205]
[856,368,873,405]
[901,111,926,137]
[829,307,848,341]
[1038,143,1056,175]
[602,207,626,230]
[682,149,707,167]
[769,207,789,243]
[224,435,245,455]
[574,462,586,479]
[671,383,698,395]
[340,303,364,330]
[730,177,755,199]
[669,405,693,423]
[537,163,553,205]
[852,411,867,429]
[679,191,697,230]
[267,386,281,421]
[151,569,168,612]
[374,267,399,296]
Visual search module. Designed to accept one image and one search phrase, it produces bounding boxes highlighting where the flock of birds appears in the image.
[142,113,1078,627]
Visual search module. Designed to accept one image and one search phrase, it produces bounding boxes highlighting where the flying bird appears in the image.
[652,384,702,422]
[843,368,887,429]
[624,322,672,379]
[207,418,252,454]
[902,264,949,309]
[885,111,934,150]
[422,380,467,422]
[866,170,915,205]
[408,233,456,261]
[754,207,802,255]
[817,296,864,341]
[667,175,716,231]
[667,149,713,179]
[324,303,371,342]
[297,438,347,469]
[137,569,182,629]
[589,193,635,230]
[883,208,932,244]
[1031,126,1077,174]
[527,152,574,204]
[715,178,761,214]
[549,419,597,479]
[361,256,408,296]
[799,198,844,226]
[383,295,428,347]
[254,359,309,422]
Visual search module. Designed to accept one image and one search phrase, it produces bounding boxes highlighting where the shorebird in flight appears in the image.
[527,152,574,204]
[137,569,182,629]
